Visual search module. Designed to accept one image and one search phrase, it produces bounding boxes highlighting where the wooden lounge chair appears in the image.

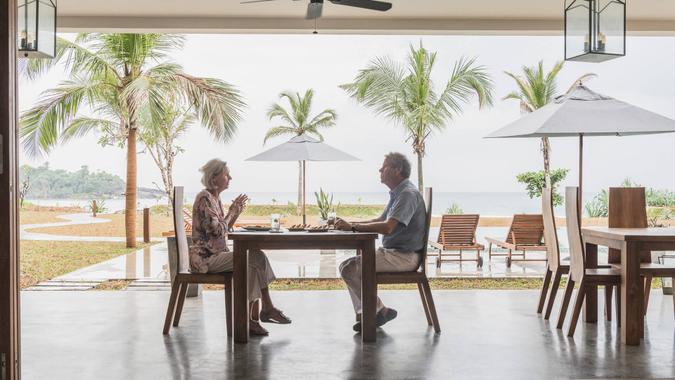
[428,214,484,268]
[376,188,440,333]
[486,214,547,268]
[161,207,193,237]
[163,186,233,335]
[183,208,193,234]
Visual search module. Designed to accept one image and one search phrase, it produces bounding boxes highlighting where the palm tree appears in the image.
[341,43,494,191]
[20,34,245,247]
[503,60,595,187]
[264,89,337,216]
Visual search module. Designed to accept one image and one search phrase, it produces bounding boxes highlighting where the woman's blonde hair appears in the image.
[200,159,229,190]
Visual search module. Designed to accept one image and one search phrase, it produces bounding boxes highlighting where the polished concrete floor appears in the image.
[21,289,675,379]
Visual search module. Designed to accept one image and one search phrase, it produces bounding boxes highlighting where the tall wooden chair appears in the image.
[608,187,649,264]
[429,214,484,268]
[605,187,675,319]
[557,187,621,337]
[163,186,234,335]
[538,188,570,319]
[376,188,441,333]
[486,214,547,267]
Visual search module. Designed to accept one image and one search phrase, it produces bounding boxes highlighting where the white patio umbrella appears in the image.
[246,134,359,224]
[486,84,675,212]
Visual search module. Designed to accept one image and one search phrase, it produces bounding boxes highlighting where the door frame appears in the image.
[1,0,21,379]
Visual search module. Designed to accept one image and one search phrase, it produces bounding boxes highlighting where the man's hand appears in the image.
[334,217,353,231]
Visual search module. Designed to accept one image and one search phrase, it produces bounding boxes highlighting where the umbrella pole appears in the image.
[302,160,306,225]
[578,134,584,224]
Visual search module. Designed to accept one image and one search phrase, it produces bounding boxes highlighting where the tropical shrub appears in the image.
[445,203,464,215]
[516,168,569,206]
[585,190,609,217]
[314,188,336,221]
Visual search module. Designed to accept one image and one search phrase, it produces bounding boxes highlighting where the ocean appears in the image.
[26,191,594,216]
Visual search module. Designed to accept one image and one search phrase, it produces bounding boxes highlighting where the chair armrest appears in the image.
[429,240,443,250]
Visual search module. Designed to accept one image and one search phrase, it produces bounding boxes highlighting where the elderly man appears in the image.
[335,152,427,332]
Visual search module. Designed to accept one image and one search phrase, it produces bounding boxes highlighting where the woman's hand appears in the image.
[229,194,249,216]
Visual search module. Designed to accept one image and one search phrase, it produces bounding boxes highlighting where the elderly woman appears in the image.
[190,158,291,336]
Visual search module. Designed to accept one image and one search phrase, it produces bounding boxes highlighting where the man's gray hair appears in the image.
[200,158,229,190]
[385,152,411,179]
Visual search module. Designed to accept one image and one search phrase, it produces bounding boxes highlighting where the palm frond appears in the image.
[169,73,245,143]
[263,126,297,144]
[307,109,337,129]
[19,78,93,157]
[61,117,118,144]
[267,103,299,130]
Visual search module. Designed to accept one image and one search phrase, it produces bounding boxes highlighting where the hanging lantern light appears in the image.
[565,0,625,62]
[17,0,57,58]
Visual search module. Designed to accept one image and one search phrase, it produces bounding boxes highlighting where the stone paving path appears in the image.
[21,213,162,242]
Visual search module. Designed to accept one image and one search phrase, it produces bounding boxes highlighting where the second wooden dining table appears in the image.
[581,227,675,345]
[229,230,380,343]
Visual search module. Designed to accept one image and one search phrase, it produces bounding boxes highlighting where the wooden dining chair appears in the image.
[428,214,484,268]
[557,187,622,337]
[607,187,649,264]
[538,188,570,319]
[605,186,675,319]
[376,187,441,333]
[163,186,234,335]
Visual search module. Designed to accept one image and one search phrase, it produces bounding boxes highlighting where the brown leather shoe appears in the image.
[249,320,269,336]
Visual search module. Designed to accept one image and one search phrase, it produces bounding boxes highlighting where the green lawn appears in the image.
[20,241,154,289]
[204,277,664,291]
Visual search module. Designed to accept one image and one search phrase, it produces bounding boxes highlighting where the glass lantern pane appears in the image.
[565,1,590,60]
[37,0,56,57]
[21,0,38,51]
[598,0,625,56]
[17,0,27,50]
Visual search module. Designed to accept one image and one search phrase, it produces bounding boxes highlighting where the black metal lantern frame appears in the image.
[18,0,57,58]
[565,0,626,63]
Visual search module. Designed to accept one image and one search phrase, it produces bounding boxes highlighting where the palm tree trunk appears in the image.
[297,160,303,216]
[416,152,424,192]
[125,127,138,248]
[541,137,551,189]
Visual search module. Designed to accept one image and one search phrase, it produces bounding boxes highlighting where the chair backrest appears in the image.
[418,187,433,274]
[437,214,480,246]
[565,187,586,281]
[608,187,649,264]
[609,187,647,228]
[172,186,190,273]
[542,187,561,269]
[505,214,544,245]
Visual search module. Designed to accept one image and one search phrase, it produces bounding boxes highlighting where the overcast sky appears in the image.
[17,34,675,195]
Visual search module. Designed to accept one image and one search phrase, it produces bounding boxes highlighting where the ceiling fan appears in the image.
[240,0,393,20]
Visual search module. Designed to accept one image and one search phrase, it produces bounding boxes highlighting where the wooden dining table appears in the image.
[581,227,675,345]
[229,230,379,344]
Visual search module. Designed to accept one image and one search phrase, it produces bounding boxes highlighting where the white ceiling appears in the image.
[57,0,675,35]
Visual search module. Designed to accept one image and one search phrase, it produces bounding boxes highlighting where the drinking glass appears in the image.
[327,211,337,229]
[270,213,280,232]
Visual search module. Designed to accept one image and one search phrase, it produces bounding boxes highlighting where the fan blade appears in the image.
[306,1,323,19]
[329,0,391,11]
[241,0,276,3]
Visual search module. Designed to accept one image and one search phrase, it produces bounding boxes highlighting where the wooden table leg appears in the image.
[361,240,377,343]
[621,241,643,345]
[233,242,249,344]
[583,242,598,323]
